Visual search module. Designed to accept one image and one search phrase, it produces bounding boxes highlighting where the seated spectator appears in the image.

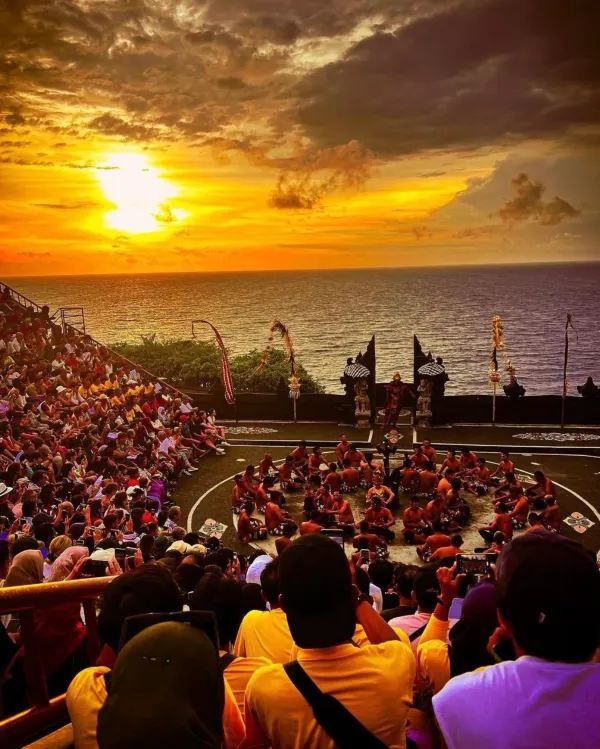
[382,563,418,621]
[234,558,294,663]
[190,571,271,716]
[389,563,444,653]
[96,622,244,749]
[433,533,600,749]
[244,534,416,748]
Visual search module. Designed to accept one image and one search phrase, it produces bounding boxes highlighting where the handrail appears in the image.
[0,280,187,398]
[0,577,113,748]
[0,576,113,614]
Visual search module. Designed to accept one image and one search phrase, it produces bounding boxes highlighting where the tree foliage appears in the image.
[112,338,324,394]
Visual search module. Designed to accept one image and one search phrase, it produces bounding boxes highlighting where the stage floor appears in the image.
[172,421,600,562]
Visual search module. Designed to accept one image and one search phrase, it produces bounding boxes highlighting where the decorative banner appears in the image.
[198,518,228,538]
[563,512,595,534]
[489,315,504,387]
[256,319,297,375]
[193,320,236,405]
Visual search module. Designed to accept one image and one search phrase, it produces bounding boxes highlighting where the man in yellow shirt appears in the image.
[234,558,294,664]
[244,535,415,749]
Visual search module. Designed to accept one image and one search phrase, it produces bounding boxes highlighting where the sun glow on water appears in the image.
[96,153,183,234]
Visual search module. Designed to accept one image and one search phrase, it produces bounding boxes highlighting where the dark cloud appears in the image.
[295,0,600,156]
[270,140,374,209]
[88,113,161,141]
[498,173,580,226]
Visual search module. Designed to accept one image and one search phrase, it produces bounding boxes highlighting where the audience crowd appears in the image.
[0,284,599,749]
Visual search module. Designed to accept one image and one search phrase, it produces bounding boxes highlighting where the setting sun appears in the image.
[95,153,180,234]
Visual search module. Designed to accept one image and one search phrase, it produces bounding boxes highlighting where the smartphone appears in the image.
[115,546,137,568]
[360,548,371,563]
[456,553,492,577]
[321,528,345,549]
[80,559,108,578]
[119,610,220,654]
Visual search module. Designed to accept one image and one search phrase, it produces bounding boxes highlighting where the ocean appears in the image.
[5,263,600,396]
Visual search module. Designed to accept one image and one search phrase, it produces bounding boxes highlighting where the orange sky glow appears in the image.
[1,1,598,277]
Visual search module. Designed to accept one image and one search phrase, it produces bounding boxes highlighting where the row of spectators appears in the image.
[46,532,600,747]
[0,284,232,713]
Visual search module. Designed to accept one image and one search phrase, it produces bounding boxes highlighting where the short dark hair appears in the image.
[260,558,281,606]
[190,572,244,647]
[367,559,394,591]
[497,534,600,663]
[393,563,418,599]
[414,564,440,612]
[450,534,463,547]
[97,565,181,652]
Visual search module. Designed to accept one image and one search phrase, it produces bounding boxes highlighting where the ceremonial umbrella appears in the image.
[417,361,445,377]
[344,363,371,379]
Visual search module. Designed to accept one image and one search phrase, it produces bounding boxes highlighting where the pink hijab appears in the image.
[47,545,89,582]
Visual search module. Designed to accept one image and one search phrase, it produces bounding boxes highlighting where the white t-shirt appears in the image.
[433,655,600,749]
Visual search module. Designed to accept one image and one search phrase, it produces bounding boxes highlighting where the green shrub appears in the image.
[112,338,324,394]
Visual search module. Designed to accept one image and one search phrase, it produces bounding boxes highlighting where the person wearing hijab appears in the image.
[2,548,44,587]
[69,621,244,749]
[47,545,89,583]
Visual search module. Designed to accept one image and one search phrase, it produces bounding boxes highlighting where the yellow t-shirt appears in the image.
[352,623,410,648]
[222,653,271,717]
[245,641,416,749]
[66,665,245,749]
[233,608,294,664]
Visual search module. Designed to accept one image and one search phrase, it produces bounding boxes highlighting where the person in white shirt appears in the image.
[433,532,600,749]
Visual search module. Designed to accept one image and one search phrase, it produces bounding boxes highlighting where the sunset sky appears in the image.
[1,0,599,276]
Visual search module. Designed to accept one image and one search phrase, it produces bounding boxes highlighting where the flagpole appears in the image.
[561,314,570,429]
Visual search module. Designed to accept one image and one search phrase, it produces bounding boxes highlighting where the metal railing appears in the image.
[0,280,186,398]
[0,577,113,749]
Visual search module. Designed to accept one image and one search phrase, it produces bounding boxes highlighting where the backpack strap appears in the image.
[409,623,428,642]
[283,661,388,749]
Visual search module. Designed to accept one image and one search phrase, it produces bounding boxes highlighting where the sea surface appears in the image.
[5,264,600,396]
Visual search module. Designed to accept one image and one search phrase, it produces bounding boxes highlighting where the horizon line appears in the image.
[4,257,600,280]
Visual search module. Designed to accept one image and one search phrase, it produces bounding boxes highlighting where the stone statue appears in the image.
[354,377,371,428]
[503,362,526,399]
[577,376,600,398]
[416,377,433,428]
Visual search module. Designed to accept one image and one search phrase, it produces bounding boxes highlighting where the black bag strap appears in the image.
[220,652,238,670]
[409,623,428,642]
[283,661,388,749]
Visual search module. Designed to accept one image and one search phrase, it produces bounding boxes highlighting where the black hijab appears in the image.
[97,621,224,749]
